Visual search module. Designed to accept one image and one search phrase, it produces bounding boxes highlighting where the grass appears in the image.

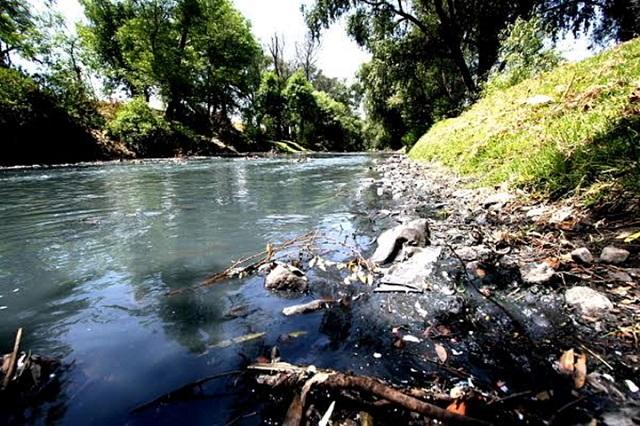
[270,140,310,153]
[409,38,640,201]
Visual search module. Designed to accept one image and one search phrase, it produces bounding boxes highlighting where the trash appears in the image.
[373,353,382,359]
[210,332,266,348]
[282,299,335,316]
[625,380,639,393]
[435,344,448,363]
[318,401,336,426]
[402,335,421,344]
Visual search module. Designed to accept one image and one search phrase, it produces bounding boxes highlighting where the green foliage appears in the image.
[107,98,172,156]
[485,16,561,93]
[79,0,261,129]
[255,70,287,140]
[410,38,640,200]
[0,67,101,165]
[0,0,38,65]
[284,70,317,145]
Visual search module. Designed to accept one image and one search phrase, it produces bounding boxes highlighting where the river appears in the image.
[0,155,383,425]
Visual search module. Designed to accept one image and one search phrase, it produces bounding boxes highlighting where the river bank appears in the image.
[245,154,640,424]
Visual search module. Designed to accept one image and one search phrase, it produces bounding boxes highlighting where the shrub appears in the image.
[485,16,561,94]
[107,98,173,156]
[0,67,101,165]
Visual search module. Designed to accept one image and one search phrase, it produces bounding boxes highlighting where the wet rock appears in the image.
[571,247,594,264]
[482,192,514,207]
[565,286,613,316]
[265,263,308,292]
[379,247,442,289]
[370,219,430,264]
[600,246,630,264]
[520,262,555,284]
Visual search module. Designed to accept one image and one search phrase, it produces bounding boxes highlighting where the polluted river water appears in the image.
[1,154,624,425]
[0,155,389,425]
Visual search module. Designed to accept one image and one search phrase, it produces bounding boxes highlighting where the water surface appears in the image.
[0,155,379,425]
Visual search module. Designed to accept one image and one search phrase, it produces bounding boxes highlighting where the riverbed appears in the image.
[0,155,386,425]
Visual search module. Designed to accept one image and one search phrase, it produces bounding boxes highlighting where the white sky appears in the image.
[54,0,597,80]
[54,0,371,82]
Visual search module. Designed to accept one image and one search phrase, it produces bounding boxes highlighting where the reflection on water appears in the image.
[0,155,377,425]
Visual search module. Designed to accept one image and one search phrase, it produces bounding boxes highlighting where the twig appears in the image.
[131,370,242,413]
[225,411,258,426]
[549,396,586,424]
[2,327,23,390]
[578,344,614,371]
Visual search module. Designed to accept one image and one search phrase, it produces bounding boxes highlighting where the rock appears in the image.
[456,245,491,261]
[571,247,594,264]
[565,286,613,316]
[379,247,442,290]
[609,270,633,283]
[370,219,430,264]
[549,207,573,224]
[600,246,630,264]
[525,205,548,220]
[265,263,308,292]
[520,262,555,284]
[482,192,515,207]
[525,94,553,106]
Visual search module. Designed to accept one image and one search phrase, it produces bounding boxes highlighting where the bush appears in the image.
[107,98,174,156]
[0,67,101,165]
[484,16,561,94]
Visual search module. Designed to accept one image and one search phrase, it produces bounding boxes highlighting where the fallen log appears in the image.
[282,299,336,316]
[248,362,491,426]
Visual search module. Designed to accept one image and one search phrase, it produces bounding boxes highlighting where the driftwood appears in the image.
[248,362,491,426]
[282,299,336,316]
[2,328,23,390]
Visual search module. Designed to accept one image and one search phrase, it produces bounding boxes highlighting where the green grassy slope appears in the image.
[409,38,640,201]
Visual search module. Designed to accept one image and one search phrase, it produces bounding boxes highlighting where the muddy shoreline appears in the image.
[246,155,639,425]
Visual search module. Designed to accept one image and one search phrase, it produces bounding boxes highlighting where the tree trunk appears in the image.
[433,0,477,94]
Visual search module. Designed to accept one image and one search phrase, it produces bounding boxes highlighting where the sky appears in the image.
[54,0,596,79]
[55,0,372,82]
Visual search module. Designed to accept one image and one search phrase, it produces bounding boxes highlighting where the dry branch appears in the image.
[282,299,336,316]
[2,328,23,390]
[247,362,491,426]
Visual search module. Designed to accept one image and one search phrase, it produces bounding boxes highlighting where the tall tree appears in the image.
[79,0,261,132]
[0,0,38,67]
[295,32,320,80]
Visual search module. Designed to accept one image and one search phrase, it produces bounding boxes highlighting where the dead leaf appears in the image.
[624,230,640,243]
[446,400,467,415]
[435,343,448,363]
[559,349,575,375]
[574,353,587,389]
[544,257,561,270]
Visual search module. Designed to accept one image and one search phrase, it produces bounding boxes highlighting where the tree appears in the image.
[543,0,640,43]
[0,0,39,66]
[295,32,320,80]
[283,70,317,146]
[79,0,261,133]
[267,33,293,82]
[256,70,288,140]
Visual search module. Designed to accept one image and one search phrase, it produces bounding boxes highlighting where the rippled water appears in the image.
[0,155,379,425]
